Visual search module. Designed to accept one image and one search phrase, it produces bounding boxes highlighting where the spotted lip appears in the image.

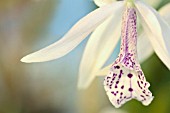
[104,63,153,108]
[103,7,153,108]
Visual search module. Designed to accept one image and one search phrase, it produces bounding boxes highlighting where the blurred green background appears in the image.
[0,0,170,113]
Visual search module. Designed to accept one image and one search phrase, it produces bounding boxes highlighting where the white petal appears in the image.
[159,3,170,24]
[141,22,170,70]
[78,3,124,89]
[136,2,170,69]
[137,33,154,63]
[94,0,116,7]
[135,3,170,64]
[21,1,124,63]
[135,0,170,55]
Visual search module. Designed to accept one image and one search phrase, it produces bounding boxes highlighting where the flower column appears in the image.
[103,1,154,108]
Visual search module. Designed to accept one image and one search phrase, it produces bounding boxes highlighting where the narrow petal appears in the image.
[137,33,154,63]
[135,1,170,70]
[78,3,124,89]
[135,0,170,54]
[141,22,170,70]
[21,1,124,63]
[128,3,170,64]
[94,0,116,7]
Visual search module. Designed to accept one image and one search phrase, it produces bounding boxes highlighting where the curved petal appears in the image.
[135,0,170,55]
[94,0,116,7]
[159,3,170,24]
[78,2,124,89]
[135,3,170,64]
[135,1,170,70]
[137,33,154,63]
[142,22,170,70]
[21,1,124,63]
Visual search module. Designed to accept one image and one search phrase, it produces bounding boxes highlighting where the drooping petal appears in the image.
[21,1,124,63]
[128,3,170,64]
[135,1,170,70]
[78,6,123,89]
[94,0,116,7]
[137,33,154,63]
[141,22,170,70]
[135,0,170,55]
[104,63,153,108]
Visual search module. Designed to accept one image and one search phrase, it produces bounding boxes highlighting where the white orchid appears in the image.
[21,0,170,108]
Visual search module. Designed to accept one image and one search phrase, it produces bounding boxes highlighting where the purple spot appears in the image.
[127,73,133,78]
[111,91,116,96]
[121,85,124,89]
[116,81,119,84]
[115,86,118,88]
[144,83,147,88]
[129,88,133,92]
[107,77,111,79]
[112,77,115,80]
[115,66,120,69]
[120,92,123,95]
[137,81,142,89]
[140,95,144,97]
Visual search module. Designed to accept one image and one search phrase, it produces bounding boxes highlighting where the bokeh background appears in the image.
[0,0,170,113]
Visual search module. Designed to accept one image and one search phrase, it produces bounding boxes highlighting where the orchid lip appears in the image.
[104,6,153,108]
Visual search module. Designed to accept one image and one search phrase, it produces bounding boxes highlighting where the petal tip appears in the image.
[20,54,38,63]
[20,56,32,63]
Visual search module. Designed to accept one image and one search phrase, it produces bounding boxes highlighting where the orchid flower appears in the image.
[21,0,170,108]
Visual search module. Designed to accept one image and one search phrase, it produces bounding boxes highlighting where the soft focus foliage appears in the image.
[0,0,170,113]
